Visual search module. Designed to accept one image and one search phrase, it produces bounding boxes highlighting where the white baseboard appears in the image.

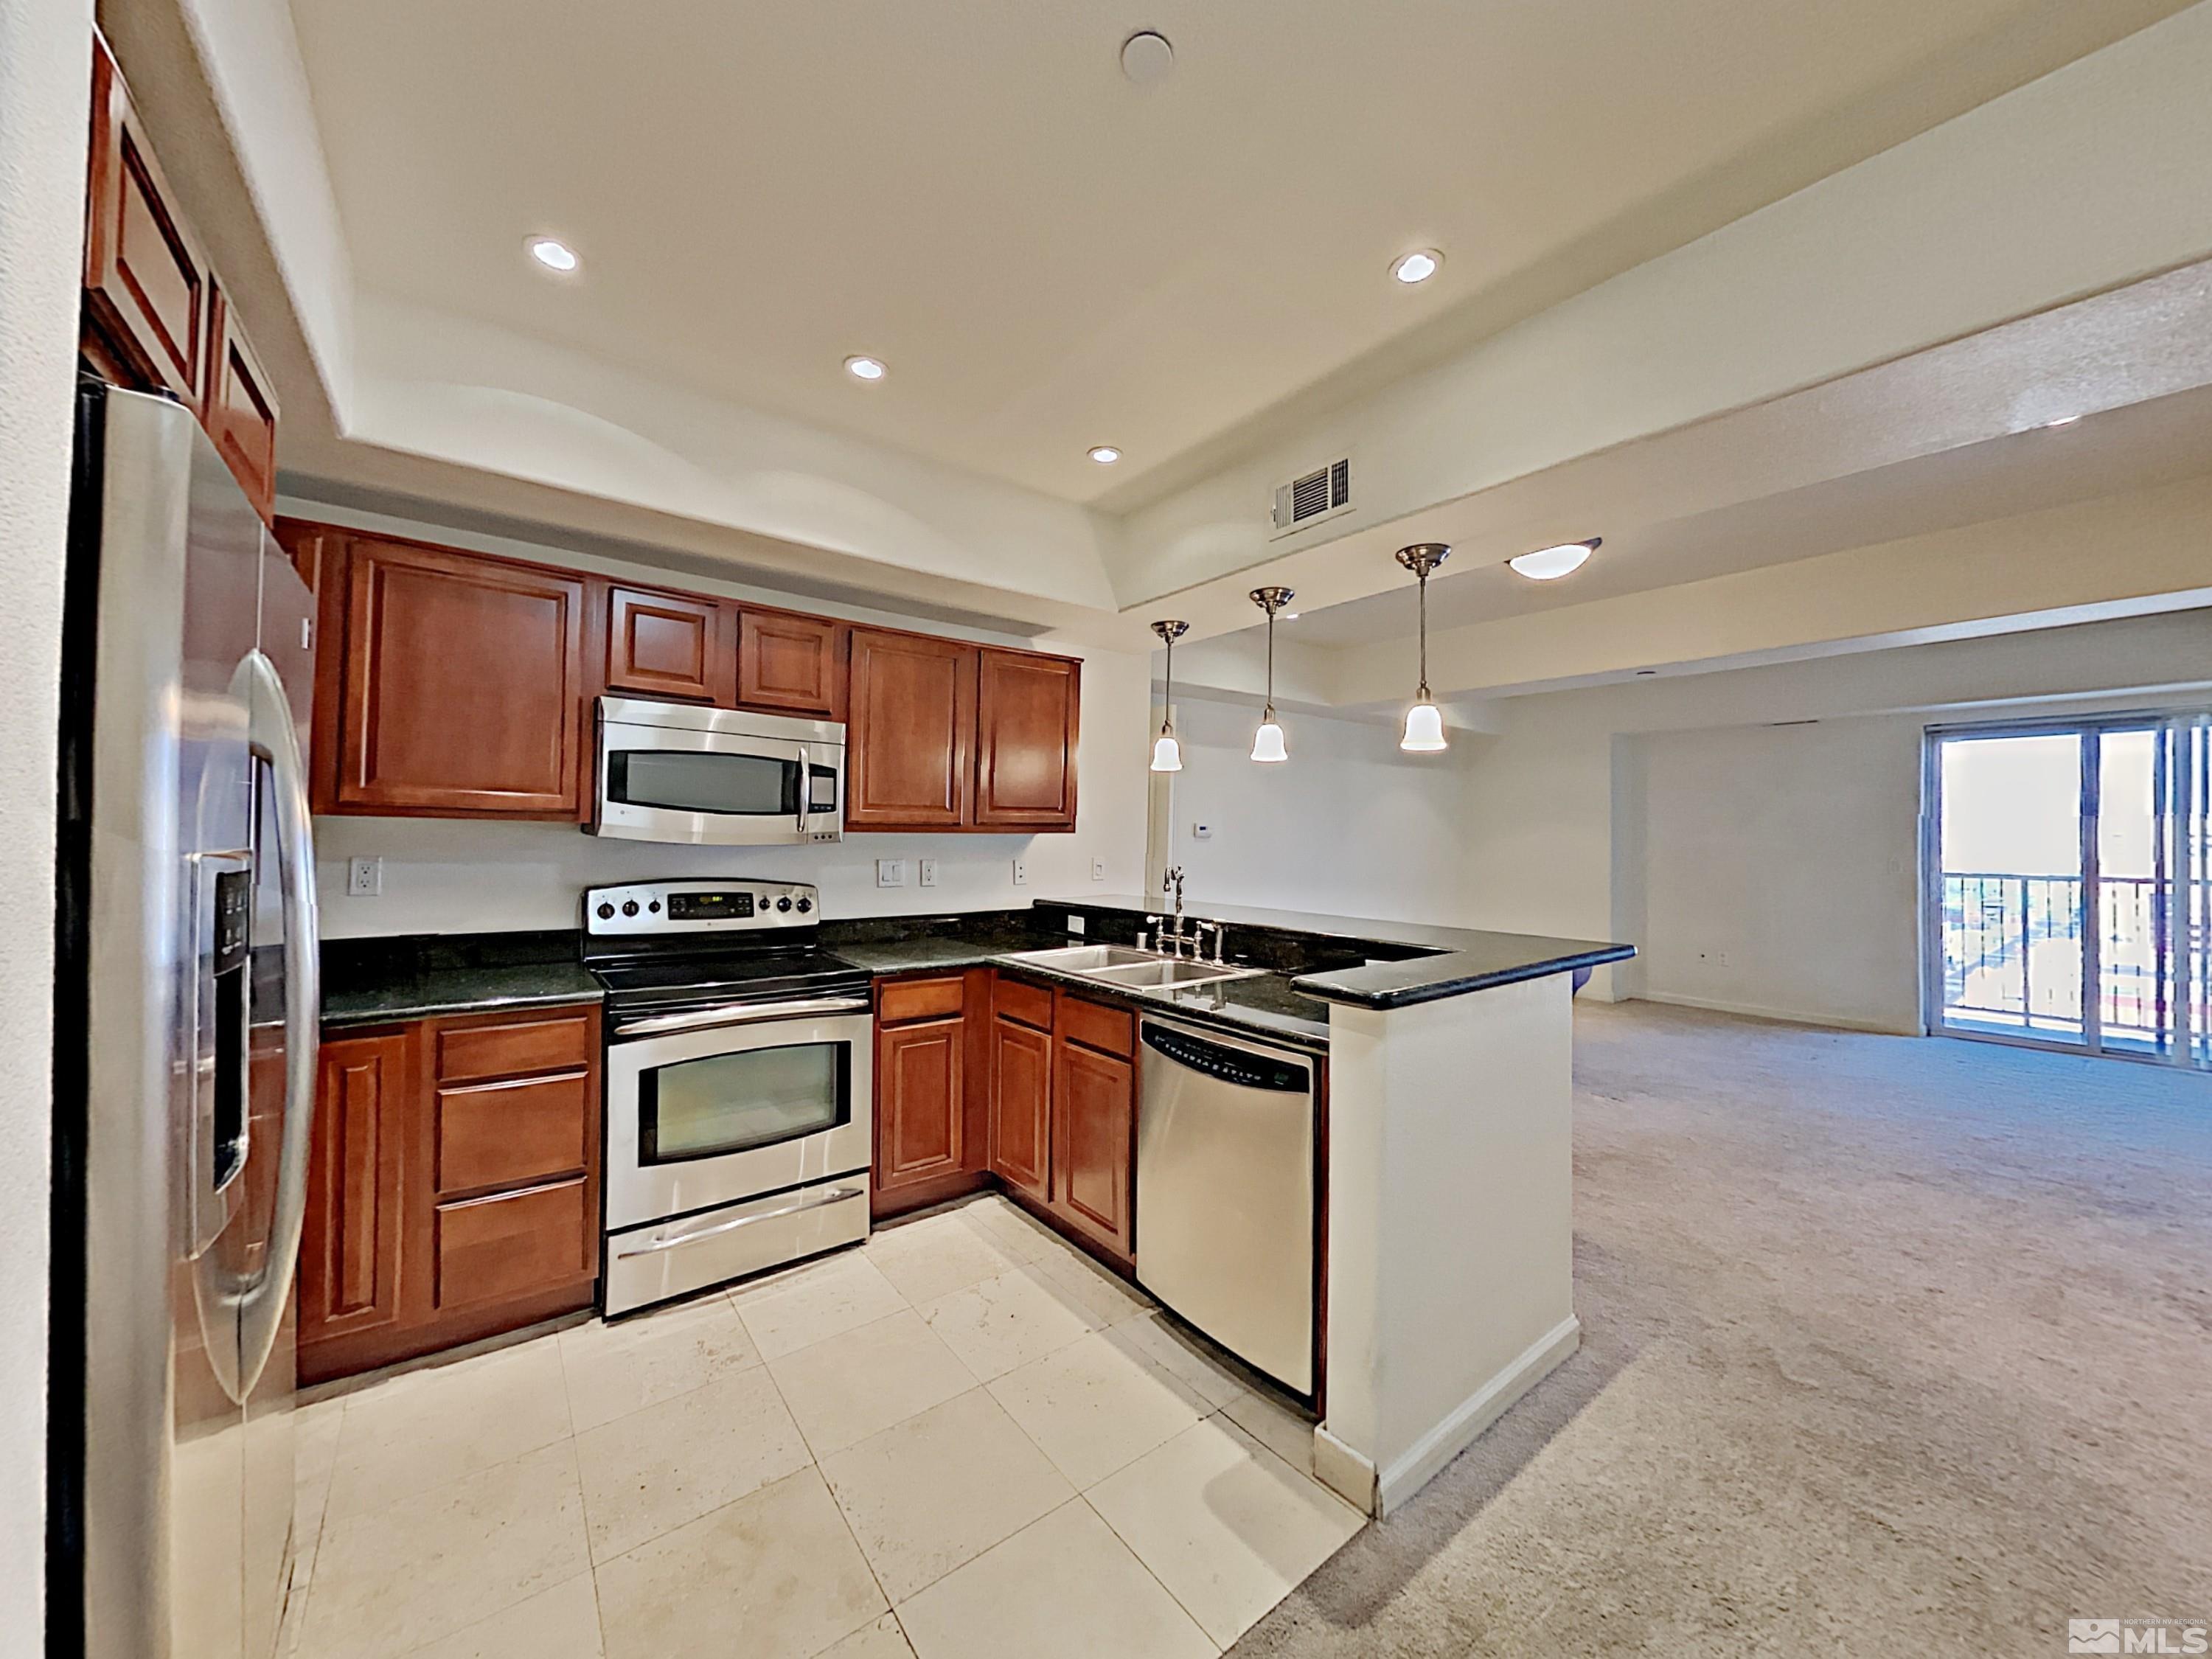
[1634,992,1918,1037]
[1312,1425,1377,1516]
[1374,1315,1581,1516]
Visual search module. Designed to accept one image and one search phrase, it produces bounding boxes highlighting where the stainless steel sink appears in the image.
[998,943,1264,990]
[999,944,1162,973]
[1085,958,1265,989]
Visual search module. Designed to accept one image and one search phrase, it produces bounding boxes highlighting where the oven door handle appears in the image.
[615,1186,866,1259]
[612,995,872,1038]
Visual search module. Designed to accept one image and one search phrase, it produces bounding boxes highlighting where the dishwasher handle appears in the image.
[1139,1021,1312,1092]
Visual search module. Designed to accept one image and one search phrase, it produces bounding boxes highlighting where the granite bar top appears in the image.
[321,930,603,1029]
[1038,896,1635,1012]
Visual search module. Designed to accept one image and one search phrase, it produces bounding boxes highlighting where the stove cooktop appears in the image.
[579,877,869,1015]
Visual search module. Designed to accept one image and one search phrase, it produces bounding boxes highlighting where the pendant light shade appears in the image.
[1247,585,1294,764]
[1394,543,1451,753]
[1400,702,1447,751]
[1150,619,1189,773]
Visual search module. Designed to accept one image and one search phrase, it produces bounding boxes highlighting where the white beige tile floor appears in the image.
[290,1195,1363,1659]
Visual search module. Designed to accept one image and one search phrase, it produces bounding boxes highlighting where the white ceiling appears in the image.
[285,0,2193,507]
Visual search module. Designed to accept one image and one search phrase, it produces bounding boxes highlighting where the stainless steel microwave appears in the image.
[591,697,845,845]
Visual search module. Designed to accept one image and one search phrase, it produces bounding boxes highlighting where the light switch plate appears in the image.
[877,859,908,887]
[918,859,939,888]
[1091,858,1107,881]
[1012,858,1029,886]
[347,857,382,897]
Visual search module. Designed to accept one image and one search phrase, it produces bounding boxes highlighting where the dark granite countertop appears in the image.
[321,931,603,1029]
[1036,896,1635,1012]
[990,957,1332,1053]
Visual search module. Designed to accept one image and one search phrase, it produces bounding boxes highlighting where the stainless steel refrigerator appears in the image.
[51,383,320,1659]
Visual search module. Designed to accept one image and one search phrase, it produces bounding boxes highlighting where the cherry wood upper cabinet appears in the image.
[83,35,209,408]
[602,583,732,705]
[328,536,587,817]
[975,649,1080,831]
[203,279,279,521]
[298,1031,408,1360]
[738,609,842,717]
[845,629,977,830]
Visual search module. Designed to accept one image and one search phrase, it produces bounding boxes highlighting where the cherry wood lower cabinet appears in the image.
[872,971,991,1220]
[299,1004,602,1384]
[1048,1006,1136,1262]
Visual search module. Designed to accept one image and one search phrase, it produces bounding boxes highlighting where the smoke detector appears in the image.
[1121,30,1174,86]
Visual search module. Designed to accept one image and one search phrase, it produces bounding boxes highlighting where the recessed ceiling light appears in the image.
[1282,612,1300,621]
[1088,445,1122,465]
[526,237,579,274]
[1509,538,1601,580]
[1391,248,1443,285]
[2043,414,2081,428]
[844,355,887,382]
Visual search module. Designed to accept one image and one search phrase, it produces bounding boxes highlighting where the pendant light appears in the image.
[1395,543,1450,752]
[1248,585,1293,763]
[1150,619,1189,772]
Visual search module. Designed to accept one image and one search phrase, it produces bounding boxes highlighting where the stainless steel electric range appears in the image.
[583,879,874,1315]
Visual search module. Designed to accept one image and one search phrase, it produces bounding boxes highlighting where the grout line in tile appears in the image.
[1077,1489,1227,1655]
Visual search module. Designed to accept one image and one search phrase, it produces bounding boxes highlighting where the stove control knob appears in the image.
[622,900,640,917]
[776,896,793,913]
[796,897,813,914]
[595,902,615,921]
[649,901,661,914]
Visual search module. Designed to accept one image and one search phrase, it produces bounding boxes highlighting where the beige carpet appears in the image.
[1230,1001,2212,1657]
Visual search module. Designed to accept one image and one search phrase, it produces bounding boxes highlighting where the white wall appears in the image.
[1157,696,1474,930]
[1450,605,2212,1033]
[299,504,1152,937]
[0,0,93,1643]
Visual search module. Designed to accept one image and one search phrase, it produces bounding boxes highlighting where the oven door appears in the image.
[594,708,844,846]
[605,1002,874,1231]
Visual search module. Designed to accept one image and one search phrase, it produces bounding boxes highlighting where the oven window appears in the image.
[638,1040,849,1164]
[608,749,798,817]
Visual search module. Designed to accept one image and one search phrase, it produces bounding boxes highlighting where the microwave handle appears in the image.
[795,744,810,836]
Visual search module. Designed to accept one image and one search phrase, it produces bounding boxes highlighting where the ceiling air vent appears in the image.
[1269,456,1353,538]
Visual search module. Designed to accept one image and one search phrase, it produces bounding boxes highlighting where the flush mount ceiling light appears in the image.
[1395,543,1450,752]
[844,355,888,382]
[1248,586,1294,764]
[526,236,579,274]
[2043,414,2082,428]
[1121,29,1175,86]
[1088,445,1123,465]
[1508,537,1601,581]
[1391,248,1443,285]
[1150,619,1189,772]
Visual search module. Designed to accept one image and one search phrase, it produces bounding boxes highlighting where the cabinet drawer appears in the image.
[435,1071,591,1196]
[992,975,1054,1032]
[433,1177,592,1312]
[437,1009,595,1084]
[879,975,966,1025]
[1059,995,1133,1058]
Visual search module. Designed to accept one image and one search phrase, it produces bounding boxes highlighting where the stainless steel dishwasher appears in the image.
[1135,1015,1318,1397]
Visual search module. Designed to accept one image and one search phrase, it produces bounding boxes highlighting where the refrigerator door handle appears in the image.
[232,648,320,1393]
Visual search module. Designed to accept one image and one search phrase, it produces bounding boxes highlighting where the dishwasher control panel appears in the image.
[1140,1024,1310,1091]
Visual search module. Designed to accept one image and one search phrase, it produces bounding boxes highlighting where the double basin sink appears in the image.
[999,942,1267,991]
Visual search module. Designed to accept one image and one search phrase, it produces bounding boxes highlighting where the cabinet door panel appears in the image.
[975,650,1080,830]
[846,629,975,829]
[84,39,208,404]
[738,610,841,716]
[338,540,585,815]
[605,585,730,704]
[876,1018,965,1192]
[990,1017,1051,1201]
[204,281,279,522]
[1051,1037,1135,1261]
[299,1032,407,1346]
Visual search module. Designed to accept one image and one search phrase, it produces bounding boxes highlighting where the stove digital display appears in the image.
[669,891,756,920]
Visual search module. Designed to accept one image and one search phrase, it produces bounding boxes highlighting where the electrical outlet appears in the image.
[1091,858,1106,882]
[347,857,382,897]
[1012,858,1029,886]
[1067,914,1086,936]
[918,859,939,888]
[876,859,907,888]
